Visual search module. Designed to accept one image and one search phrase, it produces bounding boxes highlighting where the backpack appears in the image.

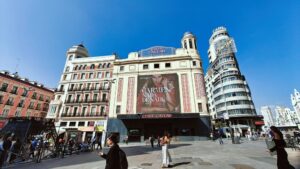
[119,149,128,169]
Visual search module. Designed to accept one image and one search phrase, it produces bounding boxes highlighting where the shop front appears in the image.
[117,113,210,142]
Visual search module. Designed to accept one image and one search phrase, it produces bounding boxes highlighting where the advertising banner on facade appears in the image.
[137,74,180,113]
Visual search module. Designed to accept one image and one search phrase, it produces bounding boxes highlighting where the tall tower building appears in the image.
[47,44,116,142]
[205,27,259,130]
[291,89,300,121]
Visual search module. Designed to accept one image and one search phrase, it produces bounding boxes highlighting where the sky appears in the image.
[0,0,299,113]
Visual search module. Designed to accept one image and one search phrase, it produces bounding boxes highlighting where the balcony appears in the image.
[64,99,108,104]
[54,88,64,92]
[60,113,104,117]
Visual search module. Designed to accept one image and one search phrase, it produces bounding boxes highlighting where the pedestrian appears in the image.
[160,132,172,168]
[0,134,12,168]
[149,136,155,148]
[68,139,74,155]
[269,126,295,169]
[91,136,96,151]
[96,136,102,150]
[157,136,161,147]
[98,134,128,169]
[9,138,21,164]
[218,131,224,145]
[29,138,38,159]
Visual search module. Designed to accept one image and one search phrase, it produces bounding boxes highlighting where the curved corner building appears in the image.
[205,27,259,131]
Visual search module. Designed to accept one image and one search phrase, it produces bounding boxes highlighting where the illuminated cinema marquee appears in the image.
[138,46,176,57]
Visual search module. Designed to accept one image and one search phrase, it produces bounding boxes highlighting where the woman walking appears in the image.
[269,126,295,169]
[160,133,172,168]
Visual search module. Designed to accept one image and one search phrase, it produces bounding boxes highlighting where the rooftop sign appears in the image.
[138,46,176,57]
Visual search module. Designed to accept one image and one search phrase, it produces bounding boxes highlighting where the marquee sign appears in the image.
[141,114,173,119]
[138,46,176,57]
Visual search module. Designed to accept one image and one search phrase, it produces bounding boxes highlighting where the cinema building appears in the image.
[107,32,210,141]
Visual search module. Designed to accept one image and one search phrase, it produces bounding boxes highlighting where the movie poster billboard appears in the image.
[137,74,180,113]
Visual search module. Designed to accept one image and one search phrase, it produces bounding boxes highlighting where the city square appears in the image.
[1,1,300,169]
[5,139,300,169]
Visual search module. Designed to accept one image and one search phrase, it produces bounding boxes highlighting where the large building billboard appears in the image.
[137,74,180,113]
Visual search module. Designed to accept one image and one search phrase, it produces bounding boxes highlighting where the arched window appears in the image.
[189,39,193,49]
[98,64,102,69]
[79,65,82,70]
[103,63,106,68]
[107,63,111,68]
[74,65,78,70]
[90,64,95,69]
[83,65,87,70]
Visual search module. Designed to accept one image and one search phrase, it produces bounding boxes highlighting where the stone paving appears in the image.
[5,139,300,169]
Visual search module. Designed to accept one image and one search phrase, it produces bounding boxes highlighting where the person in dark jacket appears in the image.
[99,134,127,169]
[9,138,21,163]
[269,126,295,169]
[0,134,12,168]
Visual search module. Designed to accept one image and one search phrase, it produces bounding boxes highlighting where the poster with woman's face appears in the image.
[137,74,180,113]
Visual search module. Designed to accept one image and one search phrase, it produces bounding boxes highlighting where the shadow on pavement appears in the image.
[13,143,192,169]
[170,162,191,168]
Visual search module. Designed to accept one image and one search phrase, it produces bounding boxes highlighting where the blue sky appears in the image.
[0,0,299,112]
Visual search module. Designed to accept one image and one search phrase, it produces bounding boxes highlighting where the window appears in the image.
[76,94,80,102]
[26,112,31,118]
[0,83,8,92]
[102,94,107,102]
[29,102,34,109]
[39,94,44,101]
[79,84,83,90]
[18,100,24,107]
[91,107,96,116]
[0,95,3,104]
[63,75,67,80]
[107,63,111,68]
[78,122,85,126]
[79,65,82,70]
[143,64,149,70]
[154,63,160,69]
[65,107,69,115]
[89,73,93,79]
[36,103,41,110]
[6,97,14,105]
[189,39,193,49]
[69,55,73,60]
[82,107,87,116]
[95,83,100,90]
[198,103,203,112]
[98,64,102,69]
[100,106,105,115]
[93,94,98,101]
[90,64,95,69]
[81,73,85,79]
[116,105,121,114]
[184,40,187,49]
[15,111,21,117]
[193,61,197,66]
[73,74,78,80]
[2,109,9,117]
[87,83,91,90]
[165,63,171,68]
[73,107,78,116]
[65,66,70,72]
[32,92,37,99]
[84,94,89,102]
[60,122,67,126]
[69,122,76,126]
[74,65,78,70]
[11,86,18,94]
[120,66,124,71]
[97,72,102,78]
[70,84,75,90]
[105,72,110,78]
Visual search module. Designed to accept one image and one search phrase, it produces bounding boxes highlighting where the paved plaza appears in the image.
[6,139,300,169]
